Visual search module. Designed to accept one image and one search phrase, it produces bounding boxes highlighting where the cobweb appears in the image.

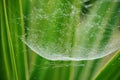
[21,0,120,61]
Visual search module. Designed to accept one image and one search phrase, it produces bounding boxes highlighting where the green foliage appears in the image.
[1,0,120,80]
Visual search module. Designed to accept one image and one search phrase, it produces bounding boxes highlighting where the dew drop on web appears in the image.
[21,0,120,61]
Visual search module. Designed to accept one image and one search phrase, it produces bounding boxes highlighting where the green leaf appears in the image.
[1,0,120,80]
[1,0,29,80]
[95,50,120,80]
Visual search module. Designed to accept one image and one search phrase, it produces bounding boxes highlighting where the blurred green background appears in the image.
[1,0,120,80]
